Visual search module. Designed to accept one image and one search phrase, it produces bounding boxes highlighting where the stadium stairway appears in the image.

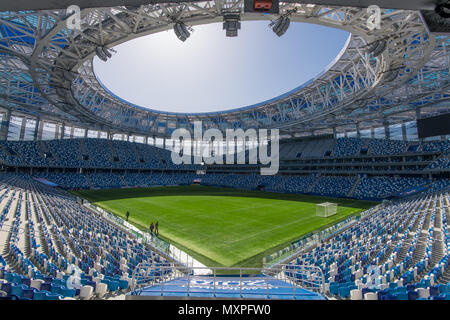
[0,171,449,300]
[0,189,21,274]
[118,175,128,188]
[84,173,94,189]
[415,207,446,281]
[362,139,370,149]
[79,139,89,158]
[106,139,115,156]
[0,144,12,160]
[411,231,428,267]
[280,142,298,160]
[438,196,450,285]
[272,177,289,191]
[154,149,164,165]
[129,143,141,163]
[439,269,450,284]
[39,141,57,166]
[347,176,361,198]
[306,175,321,193]
[286,190,450,300]
[0,174,178,300]
[394,206,426,265]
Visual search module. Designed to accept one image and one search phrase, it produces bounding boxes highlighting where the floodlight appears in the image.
[174,22,190,42]
[101,47,112,58]
[95,47,108,62]
[272,16,290,37]
[384,69,399,82]
[367,39,387,57]
[223,14,241,37]
[63,70,76,82]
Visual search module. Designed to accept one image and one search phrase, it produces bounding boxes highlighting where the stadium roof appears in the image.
[0,3,449,138]
[0,0,441,11]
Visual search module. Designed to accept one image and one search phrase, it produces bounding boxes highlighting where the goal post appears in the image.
[316,202,337,217]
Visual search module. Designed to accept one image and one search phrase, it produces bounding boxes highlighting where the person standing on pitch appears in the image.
[126,211,130,222]
[150,221,154,238]
[155,221,159,236]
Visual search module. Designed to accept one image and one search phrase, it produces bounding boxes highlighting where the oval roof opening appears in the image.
[93,21,349,114]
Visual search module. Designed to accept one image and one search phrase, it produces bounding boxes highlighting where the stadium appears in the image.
[0,0,449,302]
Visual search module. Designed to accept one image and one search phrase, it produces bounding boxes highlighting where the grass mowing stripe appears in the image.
[73,186,377,268]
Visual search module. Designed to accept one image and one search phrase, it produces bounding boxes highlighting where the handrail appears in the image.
[82,202,198,268]
[130,263,325,299]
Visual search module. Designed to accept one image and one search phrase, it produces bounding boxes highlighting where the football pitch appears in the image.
[73,186,377,268]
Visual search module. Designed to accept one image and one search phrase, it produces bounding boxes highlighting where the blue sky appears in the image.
[93,21,349,113]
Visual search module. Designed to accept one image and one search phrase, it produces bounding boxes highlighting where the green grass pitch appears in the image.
[73,186,377,268]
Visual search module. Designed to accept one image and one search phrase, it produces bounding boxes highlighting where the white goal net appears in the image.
[316,202,337,217]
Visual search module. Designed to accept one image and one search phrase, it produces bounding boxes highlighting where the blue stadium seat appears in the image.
[407,291,418,300]
[118,280,129,290]
[22,288,36,300]
[10,284,26,297]
[1,282,11,294]
[60,287,75,298]
[33,291,49,300]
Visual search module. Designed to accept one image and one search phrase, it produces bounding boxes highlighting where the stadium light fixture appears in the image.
[383,68,400,82]
[223,14,241,37]
[269,8,297,37]
[95,46,113,62]
[95,47,107,62]
[366,39,387,57]
[63,70,76,82]
[272,16,290,37]
[174,22,191,42]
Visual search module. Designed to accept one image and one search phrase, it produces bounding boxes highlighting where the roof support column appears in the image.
[37,119,44,141]
[401,122,407,141]
[54,122,60,140]
[19,117,26,141]
[33,117,40,141]
[383,120,390,140]
[0,109,11,141]
[415,108,421,120]
[415,109,424,143]
[60,123,65,139]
